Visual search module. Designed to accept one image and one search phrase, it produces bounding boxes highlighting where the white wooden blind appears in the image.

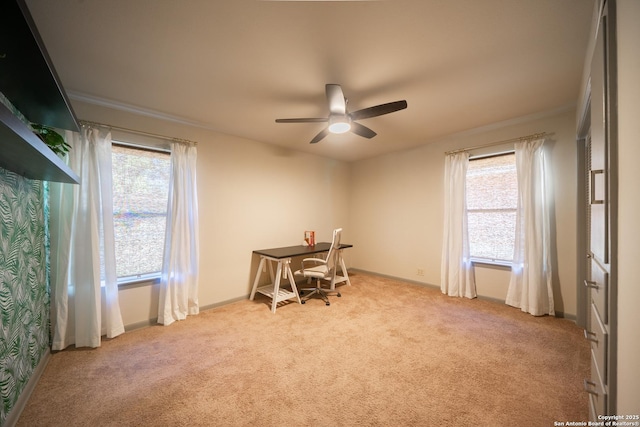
[112,143,171,278]
[466,153,517,262]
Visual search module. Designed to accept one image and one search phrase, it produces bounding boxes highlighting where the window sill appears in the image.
[471,258,513,269]
[117,273,161,288]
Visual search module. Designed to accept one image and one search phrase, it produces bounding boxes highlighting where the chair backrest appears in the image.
[326,228,342,271]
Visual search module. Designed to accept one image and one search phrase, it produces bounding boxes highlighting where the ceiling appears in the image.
[25,0,594,162]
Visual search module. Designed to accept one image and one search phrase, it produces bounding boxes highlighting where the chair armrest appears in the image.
[302,257,326,263]
[301,257,328,270]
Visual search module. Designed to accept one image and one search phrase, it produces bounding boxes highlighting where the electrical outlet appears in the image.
[417,268,424,276]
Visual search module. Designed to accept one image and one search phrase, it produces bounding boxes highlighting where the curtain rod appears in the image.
[444,132,551,155]
[79,120,198,146]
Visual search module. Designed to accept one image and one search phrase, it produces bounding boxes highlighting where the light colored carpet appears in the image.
[18,272,589,426]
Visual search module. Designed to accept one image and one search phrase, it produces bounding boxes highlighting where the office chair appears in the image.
[295,228,342,306]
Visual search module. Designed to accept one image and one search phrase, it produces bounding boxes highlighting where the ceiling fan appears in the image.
[275,84,407,144]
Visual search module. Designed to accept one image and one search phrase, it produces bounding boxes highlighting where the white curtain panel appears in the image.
[441,152,477,299]
[157,142,200,326]
[50,127,125,350]
[506,138,554,316]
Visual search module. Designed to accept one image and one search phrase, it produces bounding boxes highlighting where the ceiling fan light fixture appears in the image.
[275,84,407,144]
[328,115,351,134]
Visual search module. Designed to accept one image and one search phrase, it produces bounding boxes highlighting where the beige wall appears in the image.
[615,0,640,414]
[349,108,579,317]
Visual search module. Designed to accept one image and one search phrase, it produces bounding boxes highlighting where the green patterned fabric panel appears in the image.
[0,168,50,425]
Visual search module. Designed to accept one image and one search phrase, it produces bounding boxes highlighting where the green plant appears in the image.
[31,124,71,156]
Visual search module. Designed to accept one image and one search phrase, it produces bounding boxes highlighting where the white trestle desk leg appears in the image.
[267,258,275,283]
[340,253,351,286]
[284,261,301,304]
[329,251,338,290]
[250,256,267,300]
[271,260,284,313]
[251,255,302,312]
[327,250,351,291]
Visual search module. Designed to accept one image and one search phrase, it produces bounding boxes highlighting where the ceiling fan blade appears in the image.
[275,118,328,123]
[351,122,377,139]
[349,100,408,121]
[326,84,346,115]
[310,128,330,144]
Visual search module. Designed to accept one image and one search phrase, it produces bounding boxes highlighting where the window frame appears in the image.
[111,141,171,287]
[466,150,517,268]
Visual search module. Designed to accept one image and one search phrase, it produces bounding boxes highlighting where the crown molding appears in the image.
[67,90,220,131]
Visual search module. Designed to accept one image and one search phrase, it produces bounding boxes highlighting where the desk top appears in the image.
[253,242,353,259]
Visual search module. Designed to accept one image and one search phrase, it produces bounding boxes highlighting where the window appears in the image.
[111,143,171,282]
[466,152,517,263]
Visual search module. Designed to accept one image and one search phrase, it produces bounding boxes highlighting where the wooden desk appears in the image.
[250,242,353,313]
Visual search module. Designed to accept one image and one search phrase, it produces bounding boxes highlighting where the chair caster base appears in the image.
[301,300,306,304]
[325,302,330,306]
